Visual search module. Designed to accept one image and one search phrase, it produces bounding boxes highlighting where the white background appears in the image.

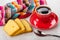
[0,0,60,40]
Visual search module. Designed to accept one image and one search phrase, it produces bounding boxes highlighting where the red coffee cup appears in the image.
[30,6,58,30]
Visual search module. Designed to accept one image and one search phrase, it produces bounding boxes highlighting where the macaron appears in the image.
[12,1,23,11]
[7,3,17,13]
[0,6,5,26]
[5,6,11,19]
[11,13,20,19]
[18,12,31,19]
[34,0,40,7]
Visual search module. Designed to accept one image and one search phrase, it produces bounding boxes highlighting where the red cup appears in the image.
[30,6,58,30]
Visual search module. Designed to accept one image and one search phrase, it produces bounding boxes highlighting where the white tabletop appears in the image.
[0,0,60,40]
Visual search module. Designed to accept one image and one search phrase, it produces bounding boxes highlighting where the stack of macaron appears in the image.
[5,0,35,23]
[0,0,42,26]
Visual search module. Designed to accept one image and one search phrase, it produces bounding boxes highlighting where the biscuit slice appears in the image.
[14,18,25,35]
[4,19,20,36]
[21,19,32,32]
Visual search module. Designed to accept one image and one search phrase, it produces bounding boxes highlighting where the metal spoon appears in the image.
[34,29,60,38]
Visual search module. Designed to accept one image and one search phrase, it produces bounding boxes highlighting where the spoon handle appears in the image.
[46,34,60,38]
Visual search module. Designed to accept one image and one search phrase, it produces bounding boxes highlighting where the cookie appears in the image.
[21,19,32,32]
[14,18,25,35]
[4,20,20,36]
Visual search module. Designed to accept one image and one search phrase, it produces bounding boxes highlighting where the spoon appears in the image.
[34,29,60,38]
